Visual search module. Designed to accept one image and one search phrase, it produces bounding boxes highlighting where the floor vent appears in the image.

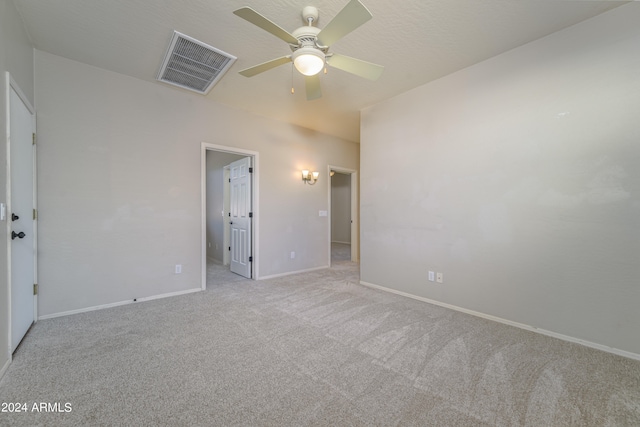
[157,31,236,95]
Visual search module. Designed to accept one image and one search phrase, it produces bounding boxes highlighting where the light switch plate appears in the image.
[319,210,328,217]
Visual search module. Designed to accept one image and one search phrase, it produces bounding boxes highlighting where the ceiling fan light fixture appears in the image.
[292,47,325,76]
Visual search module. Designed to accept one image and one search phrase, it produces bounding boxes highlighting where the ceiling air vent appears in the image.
[157,31,236,95]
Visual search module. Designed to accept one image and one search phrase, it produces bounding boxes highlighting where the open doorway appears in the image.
[328,166,358,265]
[201,143,259,289]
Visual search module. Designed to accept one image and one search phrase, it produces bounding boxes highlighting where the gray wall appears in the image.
[34,50,359,317]
[0,0,35,376]
[361,4,640,356]
[206,150,244,262]
[331,173,351,244]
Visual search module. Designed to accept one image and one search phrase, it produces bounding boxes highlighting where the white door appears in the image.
[9,83,36,351]
[229,157,252,278]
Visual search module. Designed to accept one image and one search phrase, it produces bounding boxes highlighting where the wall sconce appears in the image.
[302,169,319,185]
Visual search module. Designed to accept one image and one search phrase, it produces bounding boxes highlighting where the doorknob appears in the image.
[11,213,19,221]
[11,231,25,240]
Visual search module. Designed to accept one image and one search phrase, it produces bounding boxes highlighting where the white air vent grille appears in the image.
[157,31,236,95]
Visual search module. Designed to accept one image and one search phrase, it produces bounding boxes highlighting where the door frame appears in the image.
[201,143,259,289]
[222,165,230,266]
[5,72,38,353]
[327,165,358,265]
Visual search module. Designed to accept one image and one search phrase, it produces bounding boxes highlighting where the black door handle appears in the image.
[11,213,19,221]
[11,231,25,240]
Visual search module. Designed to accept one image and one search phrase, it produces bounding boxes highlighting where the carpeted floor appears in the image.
[0,257,639,426]
[331,242,351,263]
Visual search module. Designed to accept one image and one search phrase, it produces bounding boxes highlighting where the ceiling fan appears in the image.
[233,0,384,100]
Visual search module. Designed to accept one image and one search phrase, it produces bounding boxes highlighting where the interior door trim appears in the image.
[327,165,358,266]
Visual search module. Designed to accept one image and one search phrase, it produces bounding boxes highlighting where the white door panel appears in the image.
[229,157,252,278]
[9,83,36,351]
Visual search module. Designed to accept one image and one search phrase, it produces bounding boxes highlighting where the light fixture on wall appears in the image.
[302,169,319,185]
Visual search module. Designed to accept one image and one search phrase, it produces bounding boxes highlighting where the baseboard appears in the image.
[259,265,329,281]
[38,288,202,320]
[360,280,640,362]
[0,357,10,381]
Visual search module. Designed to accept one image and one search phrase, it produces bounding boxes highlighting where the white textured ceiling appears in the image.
[13,0,625,142]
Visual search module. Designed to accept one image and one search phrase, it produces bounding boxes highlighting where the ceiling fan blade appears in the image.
[239,56,292,77]
[305,75,322,101]
[316,0,373,47]
[233,7,299,45]
[327,53,383,81]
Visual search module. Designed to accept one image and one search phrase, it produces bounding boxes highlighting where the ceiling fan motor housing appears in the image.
[291,26,324,50]
[291,9,328,77]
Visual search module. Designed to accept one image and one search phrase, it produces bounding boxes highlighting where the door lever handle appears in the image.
[12,231,26,240]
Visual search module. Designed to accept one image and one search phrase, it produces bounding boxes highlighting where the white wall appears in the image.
[331,173,351,243]
[35,50,358,317]
[0,0,35,376]
[361,4,640,356]
[205,150,244,262]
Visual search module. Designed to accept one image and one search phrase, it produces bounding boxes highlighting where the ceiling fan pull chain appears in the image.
[291,64,295,94]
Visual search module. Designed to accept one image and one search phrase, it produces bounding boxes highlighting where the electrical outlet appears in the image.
[428,271,435,282]
[290,251,295,259]
[175,264,182,274]
[436,272,443,283]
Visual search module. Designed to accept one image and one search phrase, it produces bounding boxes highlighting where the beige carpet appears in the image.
[0,259,639,426]
[331,242,351,262]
